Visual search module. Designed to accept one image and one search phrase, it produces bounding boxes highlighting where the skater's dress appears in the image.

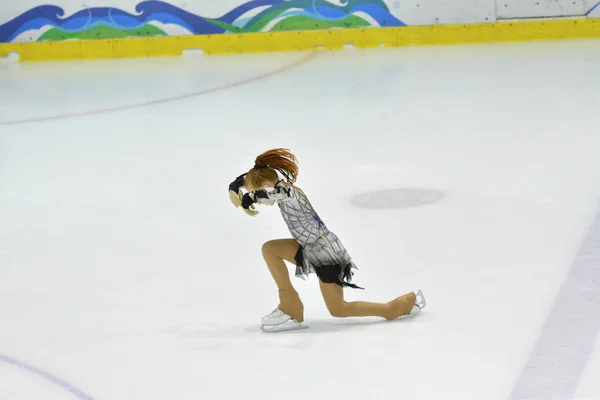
[229,176,361,289]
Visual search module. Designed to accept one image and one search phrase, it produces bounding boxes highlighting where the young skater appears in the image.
[228,148,426,332]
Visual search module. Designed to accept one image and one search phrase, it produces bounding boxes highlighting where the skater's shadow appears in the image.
[245,313,421,335]
[165,314,426,345]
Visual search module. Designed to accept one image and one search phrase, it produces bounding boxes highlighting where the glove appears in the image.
[241,192,259,217]
[243,204,259,217]
[228,189,243,207]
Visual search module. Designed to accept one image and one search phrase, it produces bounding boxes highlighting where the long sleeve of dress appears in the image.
[228,173,247,193]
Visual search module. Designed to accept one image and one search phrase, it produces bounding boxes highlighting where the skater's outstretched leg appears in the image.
[319,280,417,320]
[261,238,304,323]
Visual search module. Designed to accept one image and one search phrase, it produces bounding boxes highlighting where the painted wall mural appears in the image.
[0,0,405,43]
[2,0,599,43]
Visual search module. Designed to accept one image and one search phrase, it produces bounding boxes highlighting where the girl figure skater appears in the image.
[228,148,426,332]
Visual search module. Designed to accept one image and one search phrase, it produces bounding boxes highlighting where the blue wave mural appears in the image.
[0,0,405,43]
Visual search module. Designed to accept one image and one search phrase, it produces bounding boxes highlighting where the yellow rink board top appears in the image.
[1,18,599,62]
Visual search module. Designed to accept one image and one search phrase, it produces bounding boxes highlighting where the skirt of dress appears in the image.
[293,231,362,289]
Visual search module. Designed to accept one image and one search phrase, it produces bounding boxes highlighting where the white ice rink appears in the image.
[1,39,600,400]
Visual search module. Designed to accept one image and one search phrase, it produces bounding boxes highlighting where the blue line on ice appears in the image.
[508,201,600,399]
[0,353,95,400]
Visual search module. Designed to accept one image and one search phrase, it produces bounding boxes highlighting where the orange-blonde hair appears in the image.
[244,148,299,191]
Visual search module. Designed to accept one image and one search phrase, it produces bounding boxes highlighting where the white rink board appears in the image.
[497,0,588,19]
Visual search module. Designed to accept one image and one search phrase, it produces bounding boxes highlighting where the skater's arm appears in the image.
[241,182,292,210]
[255,181,293,202]
[228,173,247,208]
[228,173,247,193]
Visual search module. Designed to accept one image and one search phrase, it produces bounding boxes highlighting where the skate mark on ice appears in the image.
[0,52,318,127]
[0,353,94,399]
[509,200,600,400]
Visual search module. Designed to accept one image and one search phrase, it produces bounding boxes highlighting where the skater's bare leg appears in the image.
[319,280,416,320]
[261,239,304,322]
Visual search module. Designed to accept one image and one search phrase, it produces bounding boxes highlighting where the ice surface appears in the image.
[1,39,600,400]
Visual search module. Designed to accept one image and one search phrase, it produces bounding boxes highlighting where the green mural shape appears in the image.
[244,0,388,31]
[204,12,372,33]
[244,8,290,32]
[38,24,166,41]
[203,18,242,33]
[270,15,371,31]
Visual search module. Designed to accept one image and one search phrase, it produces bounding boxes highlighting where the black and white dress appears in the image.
[229,175,361,289]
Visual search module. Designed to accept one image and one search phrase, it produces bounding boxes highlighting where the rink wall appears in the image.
[1,0,600,61]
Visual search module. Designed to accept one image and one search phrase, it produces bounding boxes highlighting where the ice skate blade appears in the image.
[409,289,427,316]
[260,319,308,333]
[416,289,427,309]
[409,305,421,316]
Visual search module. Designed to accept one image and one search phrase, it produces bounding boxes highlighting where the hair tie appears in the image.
[254,162,268,169]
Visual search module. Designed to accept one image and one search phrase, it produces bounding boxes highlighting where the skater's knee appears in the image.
[326,302,349,318]
[329,308,348,318]
[261,240,279,256]
[262,239,299,263]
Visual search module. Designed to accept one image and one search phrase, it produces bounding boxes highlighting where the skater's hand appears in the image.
[241,192,259,216]
[242,204,259,217]
[229,189,243,207]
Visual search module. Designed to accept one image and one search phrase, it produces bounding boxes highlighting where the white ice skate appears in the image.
[409,289,427,316]
[260,308,307,333]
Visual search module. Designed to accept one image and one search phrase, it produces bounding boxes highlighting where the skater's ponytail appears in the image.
[245,148,298,191]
